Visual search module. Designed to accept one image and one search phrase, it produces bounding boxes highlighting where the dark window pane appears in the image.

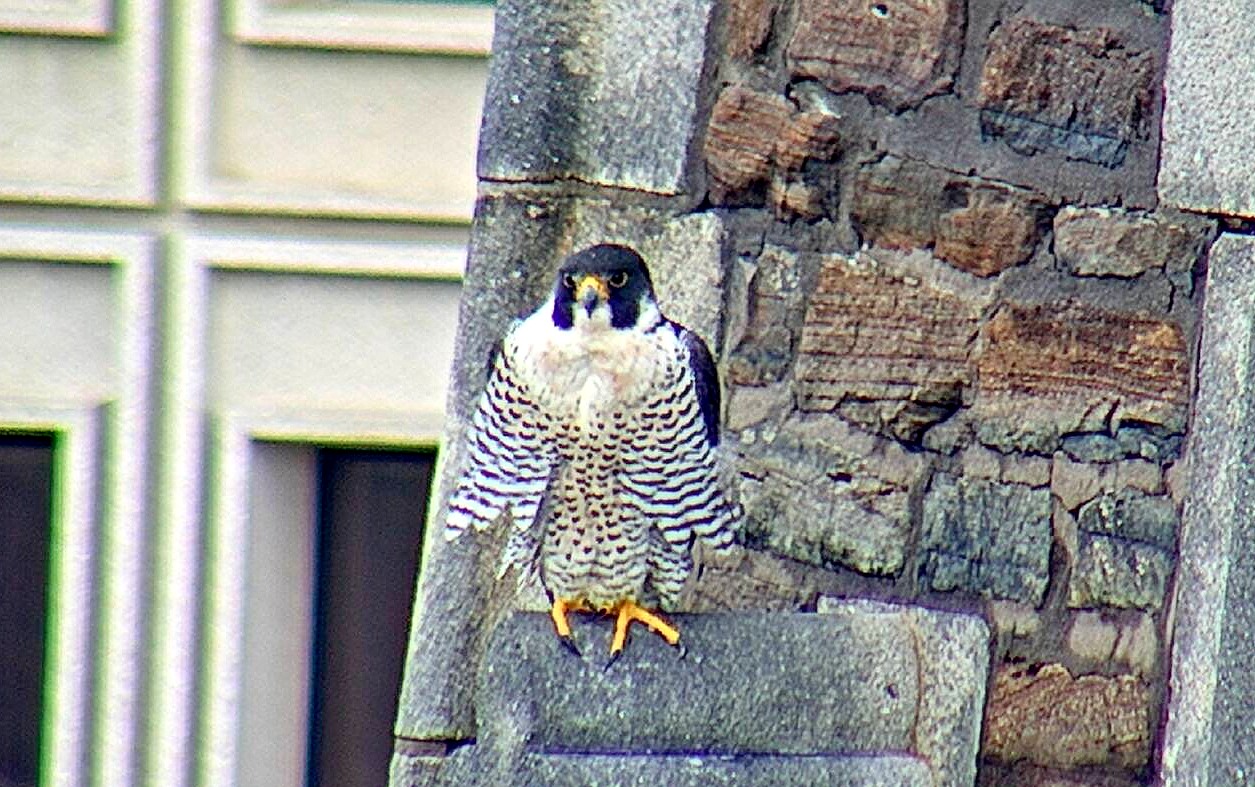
[0,435,55,787]
[307,448,434,787]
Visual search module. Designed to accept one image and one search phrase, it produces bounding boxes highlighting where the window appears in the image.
[0,434,55,787]
[233,442,435,787]
[307,448,435,787]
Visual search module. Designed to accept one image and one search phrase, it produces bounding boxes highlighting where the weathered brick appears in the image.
[852,157,1045,274]
[1076,488,1178,551]
[1053,207,1215,278]
[1068,533,1173,611]
[978,18,1156,167]
[920,475,1053,604]
[973,302,1190,451]
[795,253,982,435]
[727,245,812,385]
[983,663,1150,771]
[704,85,792,204]
[725,0,781,60]
[935,197,1040,277]
[787,0,964,110]
[736,415,923,577]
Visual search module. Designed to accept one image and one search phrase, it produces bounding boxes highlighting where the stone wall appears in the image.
[393,0,1231,784]
[696,1,1214,783]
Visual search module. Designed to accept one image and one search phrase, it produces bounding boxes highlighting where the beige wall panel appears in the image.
[189,40,487,219]
[0,8,158,204]
[0,261,114,400]
[206,269,461,414]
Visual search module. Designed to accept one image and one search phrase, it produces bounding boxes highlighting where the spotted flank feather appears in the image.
[444,346,556,539]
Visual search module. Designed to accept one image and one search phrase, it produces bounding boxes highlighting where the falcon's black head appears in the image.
[551,244,658,330]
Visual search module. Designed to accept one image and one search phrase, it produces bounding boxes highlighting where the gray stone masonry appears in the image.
[479,0,716,196]
[1161,235,1255,786]
[433,602,989,787]
[1160,0,1255,217]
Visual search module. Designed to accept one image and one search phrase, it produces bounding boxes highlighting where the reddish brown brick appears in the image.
[852,156,1045,274]
[725,0,781,60]
[795,254,981,412]
[984,663,1150,771]
[979,18,1156,165]
[787,0,964,110]
[936,197,1040,277]
[703,85,792,204]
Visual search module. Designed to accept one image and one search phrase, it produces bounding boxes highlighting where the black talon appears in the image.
[604,650,623,672]
[676,641,688,660]
[559,635,582,658]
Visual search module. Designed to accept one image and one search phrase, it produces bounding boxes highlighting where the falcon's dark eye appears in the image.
[562,273,576,289]
[608,271,629,288]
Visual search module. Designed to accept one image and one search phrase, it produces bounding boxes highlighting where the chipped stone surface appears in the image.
[920,475,1053,604]
[795,252,983,439]
[1053,207,1214,278]
[727,244,814,385]
[736,415,922,576]
[787,0,964,110]
[852,156,1046,272]
[936,197,1041,277]
[983,663,1150,771]
[973,302,1190,452]
[725,0,781,60]
[703,86,841,216]
[1076,489,1178,551]
[704,85,792,205]
[1068,534,1172,611]
[979,18,1156,167]
[479,0,716,194]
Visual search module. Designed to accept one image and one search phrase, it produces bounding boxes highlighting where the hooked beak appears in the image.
[576,275,610,316]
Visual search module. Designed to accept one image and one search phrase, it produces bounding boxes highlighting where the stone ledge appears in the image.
[437,750,934,786]
[457,603,990,786]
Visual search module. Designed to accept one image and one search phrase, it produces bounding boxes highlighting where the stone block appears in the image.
[1051,454,1103,512]
[978,18,1156,167]
[1160,0,1255,217]
[973,302,1190,452]
[794,252,983,439]
[818,598,991,787]
[479,0,716,195]
[1068,533,1172,611]
[787,0,964,110]
[1076,489,1178,551]
[983,663,1150,771]
[726,245,814,385]
[703,86,841,217]
[851,156,1045,275]
[1160,235,1255,784]
[725,0,782,60]
[920,475,1053,605]
[703,85,792,205]
[1053,207,1214,279]
[735,414,921,576]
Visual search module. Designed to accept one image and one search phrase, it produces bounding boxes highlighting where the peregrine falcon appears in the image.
[445,243,738,657]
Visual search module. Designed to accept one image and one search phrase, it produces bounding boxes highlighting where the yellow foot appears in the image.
[550,598,590,656]
[609,601,681,655]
